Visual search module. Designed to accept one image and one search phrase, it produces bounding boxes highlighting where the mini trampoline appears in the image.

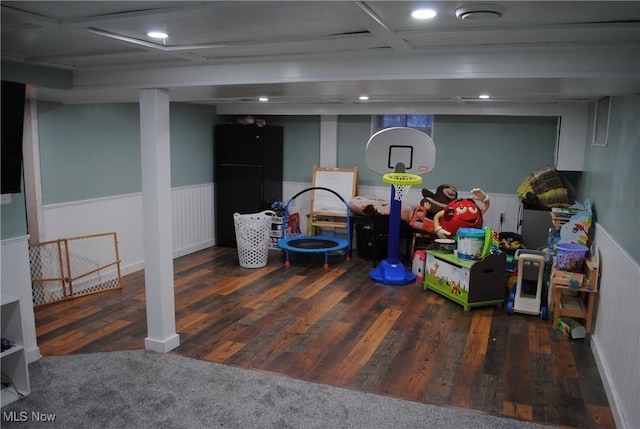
[278,187,351,269]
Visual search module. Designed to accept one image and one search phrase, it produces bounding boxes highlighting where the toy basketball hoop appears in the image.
[365,127,435,286]
[383,172,422,201]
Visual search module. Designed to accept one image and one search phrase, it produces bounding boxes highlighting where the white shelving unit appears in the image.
[269,216,284,250]
[1,295,30,407]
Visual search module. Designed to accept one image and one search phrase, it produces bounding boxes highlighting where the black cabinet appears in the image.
[214,124,283,247]
[521,205,554,250]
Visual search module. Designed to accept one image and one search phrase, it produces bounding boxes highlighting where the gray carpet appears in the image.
[1,350,552,429]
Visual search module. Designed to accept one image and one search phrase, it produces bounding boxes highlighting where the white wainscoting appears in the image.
[590,224,640,429]
[171,184,215,258]
[42,184,215,275]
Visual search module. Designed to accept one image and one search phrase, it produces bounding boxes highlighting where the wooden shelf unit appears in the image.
[551,256,599,341]
[1,296,31,406]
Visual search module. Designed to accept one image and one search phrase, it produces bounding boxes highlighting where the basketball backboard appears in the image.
[365,127,436,175]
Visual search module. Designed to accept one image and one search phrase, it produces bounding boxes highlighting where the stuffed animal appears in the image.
[409,184,458,234]
[408,205,436,234]
[433,188,491,239]
[420,185,458,218]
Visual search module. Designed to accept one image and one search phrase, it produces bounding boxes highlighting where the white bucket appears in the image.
[457,228,485,260]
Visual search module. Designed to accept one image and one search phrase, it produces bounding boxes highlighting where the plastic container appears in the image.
[233,210,275,268]
[435,238,456,252]
[457,228,485,260]
[499,232,524,272]
[554,242,588,273]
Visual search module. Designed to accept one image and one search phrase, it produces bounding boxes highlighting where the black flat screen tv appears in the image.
[1,80,26,194]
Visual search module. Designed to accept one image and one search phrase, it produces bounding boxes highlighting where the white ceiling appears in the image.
[2,1,640,113]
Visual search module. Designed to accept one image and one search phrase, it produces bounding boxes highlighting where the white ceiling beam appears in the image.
[72,43,640,89]
[216,100,587,116]
[353,1,413,53]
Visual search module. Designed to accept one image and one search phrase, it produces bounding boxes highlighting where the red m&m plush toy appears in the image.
[433,188,490,239]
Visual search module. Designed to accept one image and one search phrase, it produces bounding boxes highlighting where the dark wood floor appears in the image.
[34,246,615,429]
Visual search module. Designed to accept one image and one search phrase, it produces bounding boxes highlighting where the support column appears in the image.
[23,96,45,244]
[139,89,180,353]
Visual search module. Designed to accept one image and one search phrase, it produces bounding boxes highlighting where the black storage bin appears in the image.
[356,224,374,259]
[499,232,523,272]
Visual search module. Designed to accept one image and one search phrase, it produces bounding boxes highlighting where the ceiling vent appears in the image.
[455,4,505,21]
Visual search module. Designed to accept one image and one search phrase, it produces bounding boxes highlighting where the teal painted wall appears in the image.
[37,102,217,205]
[38,103,142,204]
[337,115,558,192]
[34,108,556,205]
[0,191,27,240]
[578,96,640,263]
[431,115,557,193]
[338,116,375,185]
[170,103,216,187]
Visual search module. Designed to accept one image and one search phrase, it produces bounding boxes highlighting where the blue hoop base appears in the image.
[370,260,416,286]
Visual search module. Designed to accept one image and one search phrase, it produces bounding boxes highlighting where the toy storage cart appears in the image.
[507,249,550,318]
[551,255,599,344]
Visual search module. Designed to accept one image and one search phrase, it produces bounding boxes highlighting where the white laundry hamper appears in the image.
[233,210,275,268]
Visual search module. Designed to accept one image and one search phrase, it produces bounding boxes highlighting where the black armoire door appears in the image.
[214,124,283,247]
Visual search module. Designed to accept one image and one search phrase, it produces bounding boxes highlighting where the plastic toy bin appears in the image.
[233,210,274,268]
[554,242,588,273]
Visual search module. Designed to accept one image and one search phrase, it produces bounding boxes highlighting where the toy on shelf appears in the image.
[557,317,586,340]
[549,199,592,247]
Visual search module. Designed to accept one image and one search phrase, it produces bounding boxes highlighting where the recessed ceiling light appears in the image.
[411,9,437,19]
[147,31,168,39]
[259,97,269,102]
[359,95,369,101]
[479,94,490,99]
